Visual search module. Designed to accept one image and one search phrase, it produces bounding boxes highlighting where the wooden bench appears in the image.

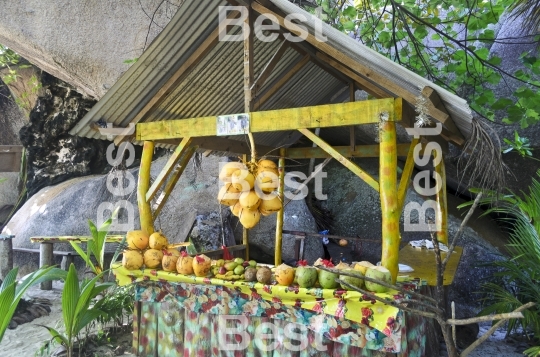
[30,235,124,290]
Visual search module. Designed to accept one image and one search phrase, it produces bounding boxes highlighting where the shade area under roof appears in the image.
[70,0,473,153]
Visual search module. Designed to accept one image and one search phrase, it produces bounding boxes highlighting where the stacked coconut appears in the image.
[218,159,283,229]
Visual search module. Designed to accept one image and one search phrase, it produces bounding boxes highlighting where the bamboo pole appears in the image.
[242,154,249,261]
[435,151,448,244]
[379,120,400,282]
[138,141,155,235]
[397,137,419,214]
[275,148,286,266]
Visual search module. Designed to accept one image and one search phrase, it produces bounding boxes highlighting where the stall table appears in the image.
[113,264,430,357]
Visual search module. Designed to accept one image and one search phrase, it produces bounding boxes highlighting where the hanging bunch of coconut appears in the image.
[217,158,283,229]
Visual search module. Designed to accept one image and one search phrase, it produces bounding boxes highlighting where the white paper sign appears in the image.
[217,113,250,136]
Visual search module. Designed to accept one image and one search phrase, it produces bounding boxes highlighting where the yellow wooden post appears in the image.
[242,154,250,261]
[275,148,286,266]
[138,141,155,236]
[435,152,448,244]
[397,137,420,214]
[379,120,400,283]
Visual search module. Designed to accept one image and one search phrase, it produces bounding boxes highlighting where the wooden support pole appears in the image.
[242,154,250,261]
[397,137,420,214]
[40,243,53,290]
[435,151,448,244]
[275,148,286,266]
[146,137,192,202]
[138,141,155,236]
[299,128,380,192]
[379,119,400,283]
[152,146,196,220]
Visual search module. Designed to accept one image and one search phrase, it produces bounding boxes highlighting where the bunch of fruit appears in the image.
[210,257,272,284]
[122,230,185,270]
[218,159,283,229]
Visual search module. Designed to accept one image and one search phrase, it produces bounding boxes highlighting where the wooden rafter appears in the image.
[146,137,192,203]
[113,9,240,145]
[299,128,380,192]
[152,146,196,220]
[422,86,464,141]
[137,99,401,141]
[253,54,310,111]
[286,143,411,159]
[252,39,289,95]
[157,137,277,156]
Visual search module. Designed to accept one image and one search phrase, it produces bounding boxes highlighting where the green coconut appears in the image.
[296,266,318,288]
[339,268,364,290]
[364,266,392,293]
[318,269,339,289]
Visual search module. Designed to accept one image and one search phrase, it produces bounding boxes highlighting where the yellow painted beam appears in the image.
[275,148,286,266]
[242,154,250,261]
[286,143,411,159]
[146,137,192,203]
[435,151,448,245]
[298,128,380,192]
[397,138,419,214]
[152,146,196,221]
[138,141,154,236]
[379,120,400,283]
[136,99,400,141]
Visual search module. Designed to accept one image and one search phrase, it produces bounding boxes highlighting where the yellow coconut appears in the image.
[231,201,242,217]
[255,171,279,193]
[219,162,246,182]
[193,254,212,277]
[259,208,274,216]
[149,231,168,250]
[258,159,277,170]
[239,190,261,210]
[144,249,164,269]
[218,183,240,206]
[126,230,149,250]
[239,208,261,229]
[275,263,295,286]
[177,252,194,275]
[231,169,255,192]
[162,252,179,272]
[354,261,375,275]
[259,194,282,213]
[122,250,144,270]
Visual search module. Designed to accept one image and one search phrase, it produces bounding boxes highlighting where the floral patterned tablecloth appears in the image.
[112,263,427,356]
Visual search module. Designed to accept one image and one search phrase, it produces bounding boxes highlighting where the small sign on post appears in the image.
[217,114,250,136]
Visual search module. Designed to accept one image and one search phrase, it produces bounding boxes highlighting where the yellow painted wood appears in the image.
[152,146,196,220]
[146,137,192,203]
[286,143,411,159]
[298,128,380,192]
[398,245,463,286]
[242,154,249,261]
[136,99,400,141]
[379,120,400,283]
[435,152,448,245]
[30,236,125,243]
[275,148,286,266]
[138,141,155,235]
[397,137,420,214]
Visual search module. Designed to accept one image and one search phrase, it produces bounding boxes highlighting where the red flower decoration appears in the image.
[361,307,372,317]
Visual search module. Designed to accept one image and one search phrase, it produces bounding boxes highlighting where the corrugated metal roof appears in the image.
[71,0,473,152]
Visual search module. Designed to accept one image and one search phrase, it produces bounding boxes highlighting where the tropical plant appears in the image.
[93,284,134,329]
[40,264,113,357]
[460,172,540,356]
[0,266,67,344]
[69,209,119,276]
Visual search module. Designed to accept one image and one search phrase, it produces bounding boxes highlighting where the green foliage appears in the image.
[70,208,119,276]
[463,172,540,350]
[123,58,139,65]
[0,266,67,344]
[40,264,113,357]
[503,131,538,159]
[93,284,134,328]
[304,0,540,129]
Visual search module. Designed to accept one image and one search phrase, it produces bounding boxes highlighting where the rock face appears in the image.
[319,158,507,312]
[0,78,26,145]
[3,155,322,274]
[0,0,181,99]
[19,72,112,197]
